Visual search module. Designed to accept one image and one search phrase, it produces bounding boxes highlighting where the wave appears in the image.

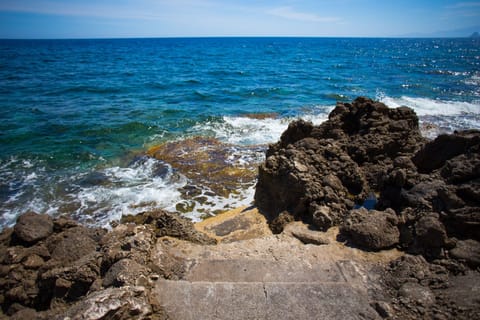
[189,107,334,146]
[378,95,480,116]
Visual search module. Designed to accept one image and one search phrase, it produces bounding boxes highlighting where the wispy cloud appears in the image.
[267,6,341,23]
[446,2,480,9]
[0,0,214,20]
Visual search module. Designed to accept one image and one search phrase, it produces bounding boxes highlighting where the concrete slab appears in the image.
[154,280,380,320]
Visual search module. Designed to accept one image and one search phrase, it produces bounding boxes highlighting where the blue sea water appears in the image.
[0,37,479,228]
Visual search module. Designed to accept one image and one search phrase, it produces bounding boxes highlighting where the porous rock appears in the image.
[340,208,400,251]
[13,212,53,244]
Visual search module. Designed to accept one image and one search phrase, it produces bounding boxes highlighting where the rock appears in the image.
[121,210,216,245]
[372,301,394,318]
[398,282,436,307]
[311,205,335,231]
[255,97,424,232]
[9,307,39,320]
[415,214,448,249]
[22,254,45,269]
[443,207,480,241]
[413,130,480,173]
[13,212,53,244]
[46,226,99,264]
[340,208,399,251]
[61,286,152,320]
[449,239,480,267]
[102,259,150,288]
[269,211,295,234]
[284,223,330,245]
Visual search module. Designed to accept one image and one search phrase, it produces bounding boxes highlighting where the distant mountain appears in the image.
[399,25,480,38]
[470,32,480,38]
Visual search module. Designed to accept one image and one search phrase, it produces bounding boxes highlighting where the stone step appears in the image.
[184,259,346,283]
[153,280,379,320]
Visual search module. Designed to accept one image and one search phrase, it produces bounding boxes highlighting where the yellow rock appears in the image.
[194,206,272,243]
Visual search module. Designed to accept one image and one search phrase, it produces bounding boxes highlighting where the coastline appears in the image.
[1,97,479,319]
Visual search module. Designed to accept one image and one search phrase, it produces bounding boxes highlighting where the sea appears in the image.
[0,37,479,230]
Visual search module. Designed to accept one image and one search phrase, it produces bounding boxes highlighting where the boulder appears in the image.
[340,208,399,251]
[414,214,448,249]
[13,212,53,244]
[61,286,152,320]
[449,239,480,267]
[46,226,100,264]
[121,210,216,245]
[102,258,150,288]
[255,97,424,230]
[413,130,480,173]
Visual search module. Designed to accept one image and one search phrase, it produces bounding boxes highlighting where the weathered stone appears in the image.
[413,130,480,173]
[341,208,400,251]
[22,254,45,269]
[47,227,99,264]
[62,286,152,320]
[121,210,215,245]
[450,239,480,267]
[398,282,436,307]
[284,223,330,245]
[13,212,53,244]
[102,258,150,287]
[415,214,447,249]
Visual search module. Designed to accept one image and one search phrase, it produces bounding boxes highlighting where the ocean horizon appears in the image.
[1,37,479,229]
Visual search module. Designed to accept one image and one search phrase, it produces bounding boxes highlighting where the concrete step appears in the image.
[153,280,379,320]
[184,259,346,283]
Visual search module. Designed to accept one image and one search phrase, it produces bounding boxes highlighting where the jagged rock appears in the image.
[255,97,424,231]
[13,212,53,244]
[60,286,152,320]
[102,258,150,288]
[121,210,216,245]
[46,226,101,264]
[413,130,480,173]
[398,282,436,306]
[269,211,295,234]
[340,208,399,251]
[414,214,447,249]
[450,239,480,267]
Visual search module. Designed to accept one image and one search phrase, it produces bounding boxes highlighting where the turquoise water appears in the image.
[1,37,479,228]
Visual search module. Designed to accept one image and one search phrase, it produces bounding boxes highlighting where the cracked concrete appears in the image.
[151,207,403,319]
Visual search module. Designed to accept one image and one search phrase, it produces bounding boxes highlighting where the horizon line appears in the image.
[0,35,478,41]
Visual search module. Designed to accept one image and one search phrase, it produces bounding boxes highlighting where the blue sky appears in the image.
[0,0,479,38]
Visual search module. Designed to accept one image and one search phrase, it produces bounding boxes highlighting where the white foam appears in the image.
[190,107,333,146]
[378,95,480,116]
[73,157,187,227]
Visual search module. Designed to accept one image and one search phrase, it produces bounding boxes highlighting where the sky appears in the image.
[0,0,479,38]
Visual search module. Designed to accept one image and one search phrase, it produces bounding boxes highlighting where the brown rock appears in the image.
[450,239,480,267]
[341,208,400,251]
[413,130,480,173]
[415,214,447,249]
[47,227,99,264]
[13,212,53,245]
[102,258,150,287]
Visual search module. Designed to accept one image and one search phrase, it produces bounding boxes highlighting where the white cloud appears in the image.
[267,6,340,23]
[447,2,480,8]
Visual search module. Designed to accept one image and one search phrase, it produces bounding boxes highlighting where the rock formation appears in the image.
[0,210,214,319]
[255,97,480,260]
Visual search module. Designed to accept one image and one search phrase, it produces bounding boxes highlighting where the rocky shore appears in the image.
[1,97,479,319]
